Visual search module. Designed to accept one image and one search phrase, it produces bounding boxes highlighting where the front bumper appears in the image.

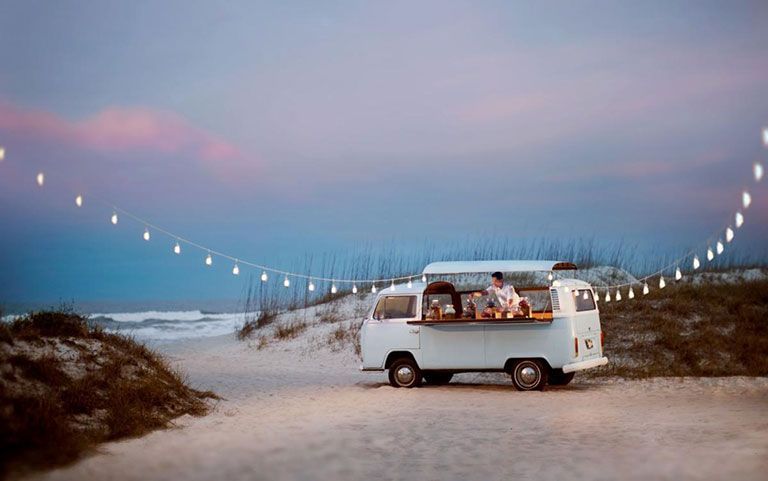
[562,356,608,374]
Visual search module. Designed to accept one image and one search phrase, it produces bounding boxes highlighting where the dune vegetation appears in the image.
[0,311,218,478]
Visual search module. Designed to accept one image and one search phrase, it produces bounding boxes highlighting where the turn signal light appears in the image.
[574,337,579,357]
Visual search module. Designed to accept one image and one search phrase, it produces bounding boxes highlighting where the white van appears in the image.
[360,260,608,390]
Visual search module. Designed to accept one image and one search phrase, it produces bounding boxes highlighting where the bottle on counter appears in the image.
[444,304,456,320]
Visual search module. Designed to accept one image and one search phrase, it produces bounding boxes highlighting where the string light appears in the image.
[725,227,734,243]
[111,212,118,225]
[0,146,5,161]
[352,284,358,294]
[742,191,752,209]
[583,290,589,300]
[173,242,181,255]
[693,256,700,270]
[755,162,764,182]
[308,280,315,291]
[371,284,377,293]
[205,252,213,266]
[407,279,413,289]
[659,276,666,289]
[716,240,724,255]
[547,272,554,282]
[232,263,240,276]
[331,284,337,294]
[615,290,622,302]
[762,126,768,147]
[605,291,611,303]
[283,276,290,288]
[75,195,83,207]
[628,286,635,299]
[707,247,715,261]
[390,281,396,291]
[735,211,744,228]
[675,267,682,281]
[643,283,650,295]
[36,172,45,187]
[261,271,268,282]
[143,228,151,241]
[421,274,427,283]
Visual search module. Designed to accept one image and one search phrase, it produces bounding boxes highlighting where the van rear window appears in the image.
[374,296,417,319]
[575,289,596,311]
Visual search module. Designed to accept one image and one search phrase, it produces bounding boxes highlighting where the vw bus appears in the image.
[359,260,608,390]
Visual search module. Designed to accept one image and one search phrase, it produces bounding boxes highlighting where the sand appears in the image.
[26,320,768,481]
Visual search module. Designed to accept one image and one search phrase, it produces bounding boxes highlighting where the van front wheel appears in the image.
[510,359,548,391]
[388,358,422,388]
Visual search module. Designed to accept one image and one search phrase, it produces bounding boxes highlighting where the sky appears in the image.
[1,0,767,307]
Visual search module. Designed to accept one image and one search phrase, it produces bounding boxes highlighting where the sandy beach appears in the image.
[28,326,768,481]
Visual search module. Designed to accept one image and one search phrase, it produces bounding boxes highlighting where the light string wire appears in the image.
[3,128,765,292]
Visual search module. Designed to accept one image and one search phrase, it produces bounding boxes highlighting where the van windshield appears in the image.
[374,296,417,319]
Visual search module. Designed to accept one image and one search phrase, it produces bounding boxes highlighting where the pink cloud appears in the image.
[0,101,243,162]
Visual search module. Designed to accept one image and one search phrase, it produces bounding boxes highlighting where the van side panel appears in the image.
[484,318,574,369]
[420,325,485,369]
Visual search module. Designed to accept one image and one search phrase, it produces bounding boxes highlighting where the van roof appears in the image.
[422,260,577,275]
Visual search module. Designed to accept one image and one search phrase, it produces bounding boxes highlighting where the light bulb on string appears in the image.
[716,240,724,255]
[173,242,181,255]
[675,267,682,281]
[707,247,715,261]
[390,281,396,291]
[628,287,635,299]
[36,172,45,187]
[726,227,734,243]
[547,272,553,282]
[615,290,622,302]
[643,282,650,295]
[352,284,358,294]
[205,252,213,266]
[308,280,315,292]
[421,274,427,283]
[232,263,240,276]
[762,126,768,147]
[583,290,589,300]
[331,284,337,294]
[605,291,611,303]
[75,195,83,207]
[742,191,752,209]
[659,276,666,289]
[283,276,290,288]
[371,284,377,293]
[260,271,268,282]
[111,212,118,225]
[0,146,5,161]
[143,228,151,241]
[755,162,764,182]
[693,256,700,270]
[735,212,744,228]
[407,279,413,289]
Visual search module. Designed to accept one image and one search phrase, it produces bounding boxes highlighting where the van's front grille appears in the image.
[550,289,560,311]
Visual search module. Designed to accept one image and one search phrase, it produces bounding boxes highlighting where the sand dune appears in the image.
[30,328,768,481]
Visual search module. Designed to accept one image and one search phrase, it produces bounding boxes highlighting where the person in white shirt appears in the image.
[472,271,520,308]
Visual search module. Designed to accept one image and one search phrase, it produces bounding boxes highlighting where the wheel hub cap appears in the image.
[519,366,537,386]
[396,366,414,385]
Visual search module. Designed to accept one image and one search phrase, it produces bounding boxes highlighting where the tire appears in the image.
[388,357,422,388]
[548,369,575,386]
[509,359,548,391]
[423,372,454,385]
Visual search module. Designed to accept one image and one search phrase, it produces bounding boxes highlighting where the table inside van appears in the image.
[408,318,552,326]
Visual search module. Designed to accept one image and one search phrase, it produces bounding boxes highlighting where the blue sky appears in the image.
[1,1,767,306]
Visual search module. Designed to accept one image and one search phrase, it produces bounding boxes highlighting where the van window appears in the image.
[374,296,417,320]
[575,289,596,311]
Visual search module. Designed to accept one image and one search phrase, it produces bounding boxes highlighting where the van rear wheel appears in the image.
[388,358,422,388]
[510,359,548,391]
[423,372,453,385]
[548,369,575,386]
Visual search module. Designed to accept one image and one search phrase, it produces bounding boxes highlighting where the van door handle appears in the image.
[409,328,420,334]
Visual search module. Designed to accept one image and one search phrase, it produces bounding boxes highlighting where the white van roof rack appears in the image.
[422,260,577,275]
